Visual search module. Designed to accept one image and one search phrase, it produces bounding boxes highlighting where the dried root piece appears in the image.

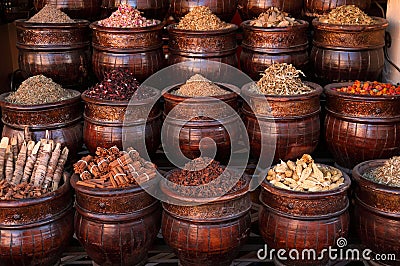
[43,143,61,189]
[0,137,10,180]
[11,142,27,185]
[5,145,14,182]
[33,143,52,187]
[22,141,40,183]
[52,147,69,191]
[10,136,18,167]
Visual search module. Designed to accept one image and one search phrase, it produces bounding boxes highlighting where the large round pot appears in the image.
[71,174,161,266]
[167,24,238,67]
[0,176,74,266]
[240,20,309,80]
[259,165,351,265]
[237,0,303,20]
[0,91,83,158]
[324,82,400,169]
[304,0,371,17]
[82,87,162,156]
[241,82,322,163]
[160,172,251,266]
[352,160,400,265]
[100,0,169,20]
[91,21,165,82]
[34,0,102,21]
[15,19,91,90]
[311,17,388,84]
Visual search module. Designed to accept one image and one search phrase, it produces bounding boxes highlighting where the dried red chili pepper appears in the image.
[335,80,400,96]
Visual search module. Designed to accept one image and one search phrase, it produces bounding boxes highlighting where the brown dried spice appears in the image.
[177,6,232,31]
[319,5,376,25]
[363,156,400,187]
[172,74,230,97]
[28,4,74,23]
[250,7,300,28]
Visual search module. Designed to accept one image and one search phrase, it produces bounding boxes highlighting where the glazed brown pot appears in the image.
[15,19,91,90]
[82,87,162,156]
[91,21,165,82]
[101,0,169,20]
[241,82,322,163]
[0,176,74,266]
[237,0,303,20]
[167,24,238,67]
[304,0,371,17]
[34,0,102,20]
[352,160,400,265]
[71,174,161,266]
[259,165,351,265]
[0,91,83,158]
[240,20,309,80]
[162,83,239,160]
[161,172,251,266]
[311,17,388,83]
[169,0,237,22]
[324,82,400,169]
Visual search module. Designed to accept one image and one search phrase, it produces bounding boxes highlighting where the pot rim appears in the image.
[160,168,250,204]
[352,159,400,193]
[241,81,323,101]
[15,18,90,28]
[240,19,309,32]
[0,90,81,111]
[312,16,388,31]
[261,163,351,198]
[167,23,238,35]
[90,20,165,32]
[324,82,400,100]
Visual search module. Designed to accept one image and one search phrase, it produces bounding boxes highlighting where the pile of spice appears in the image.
[84,69,154,101]
[98,4,159,28]
[173,74,229,97]
[0,135,69,200]
[254,63,313,95]
[28,4,74,23]
[335,80,400,96]
[363,156,400,187]
[73,146,157,189]
[167,157,245,198]
[319,5,376,25]
[266,154,345,192]
[5,75,78,105]
[176,6,231,31]
[249,7,300,27]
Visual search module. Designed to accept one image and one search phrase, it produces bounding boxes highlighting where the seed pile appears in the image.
[28,4,74,23]
[173,74,229,97]
[363,156,400,187]
[73,146,157,189]
[98,4,159,28]
[5,75,78,105]
[319,5,376,25]
[250,7,300,27]
[254,63,313,95]
[266,154,345,192]
[177,6,231,31]
[0,135,69,200]
[167,157,245,198]
[335,80,400,96]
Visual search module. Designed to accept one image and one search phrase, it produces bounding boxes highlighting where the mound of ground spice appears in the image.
[172,74,229,97]
[319,5,376,25]
[363,156,400,187]
[98,4,159,28]
[176,6,231,31]
[28,4,74,23]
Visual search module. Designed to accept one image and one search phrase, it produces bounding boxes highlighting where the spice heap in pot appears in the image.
[176,6,232,31]
[249,7,300,27]
[172,74,230,97]
[363,156,400,187]
[0,135,69,200]
[28,4,75,23]
[318,5,376,25]
[5,75,78,105]
[266,154,345,191]
[98,4,159,28]
[166,157,245,198]
[253,63,314,95]
[334,80,400,96]
[73,146,157,189]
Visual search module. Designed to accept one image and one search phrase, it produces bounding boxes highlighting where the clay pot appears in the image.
[259,165,351,265]
[0,91,83,158]
[167,23,238,67]
[311,17,388,84]
[160,172,251,266]
[82,87,162,156]
[324,82,400,169]
[352,160,400,265]
[237,0,303,20]
[304,0,371,17]
[100,0,169,20]
[241,82,322,163]
[240,19,309,80]
[91,21,165,82]
[34,0,102,21]
[71,174,161,266]
[15,19,91,90]
[0,177,74,266]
